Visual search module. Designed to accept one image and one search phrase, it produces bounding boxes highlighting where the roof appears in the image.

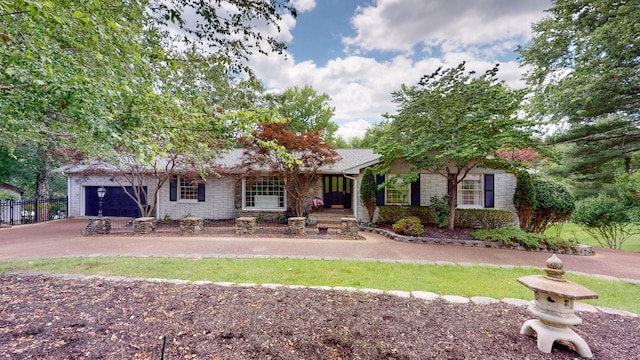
[0,183,25,195]
[55,148,381,176]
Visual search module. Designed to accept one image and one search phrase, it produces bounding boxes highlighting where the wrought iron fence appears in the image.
[0,197,68,226]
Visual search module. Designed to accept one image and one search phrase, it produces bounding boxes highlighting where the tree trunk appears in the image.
[448,186,457,230]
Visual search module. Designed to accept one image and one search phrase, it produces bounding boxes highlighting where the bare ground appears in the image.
[1,273,639,359]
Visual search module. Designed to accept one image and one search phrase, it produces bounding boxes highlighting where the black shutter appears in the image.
[484,174,494,208]
[198,183,206,202]
[376,175,385,206]
[169,178,177,202]
[411,175,420,206]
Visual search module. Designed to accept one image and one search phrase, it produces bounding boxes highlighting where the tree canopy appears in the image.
[266,85,338,143]
[239,122,340,217]
[376,62,534,229]
[520,0,640,196]
[519,0,639,122]
[1,0,295,199]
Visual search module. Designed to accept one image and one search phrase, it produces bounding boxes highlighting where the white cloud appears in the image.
[343,0,550,57]
[247,0,549,135]
[291,0,316,13]
[336,119,372,141]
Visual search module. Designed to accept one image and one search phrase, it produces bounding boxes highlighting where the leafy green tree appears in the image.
[513,171,536,231]
[520,0,640,194]
[1,0,295,207]
[266,85,338,143]
[572,193,638,249]
[360,167,377,223]
[527,176,575,234]
[519,0,639,122]
[376,62,534,230]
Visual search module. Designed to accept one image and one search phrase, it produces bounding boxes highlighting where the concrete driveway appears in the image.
[1,218,639,282]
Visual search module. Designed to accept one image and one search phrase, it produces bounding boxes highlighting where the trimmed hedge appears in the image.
[392,216,425,236]
[378,206,515,229]
[378,206,434,226]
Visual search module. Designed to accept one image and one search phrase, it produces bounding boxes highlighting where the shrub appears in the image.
[527,176,575,233]
[430,195,450,228]
[392,216,425,236]
[377,206,410,225]
[513,170,535,230]
[572,194,639,250]
[472,227,546,250]
[360,168,378,223]
[454,209,515,229]
[0,190,20,201]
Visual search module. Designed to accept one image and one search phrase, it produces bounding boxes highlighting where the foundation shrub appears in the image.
[378,206,434,226]
[392,216,425,236]
[455,209,516,229]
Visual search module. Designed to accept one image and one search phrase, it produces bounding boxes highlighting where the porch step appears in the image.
[311,216,354,229]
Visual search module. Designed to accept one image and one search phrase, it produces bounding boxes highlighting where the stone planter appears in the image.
[180,217,204,235]
[134,217,156,235]
[340,218,359,239]
[288,217,306,236]
[235,217,256,235]
[85,218,111,235]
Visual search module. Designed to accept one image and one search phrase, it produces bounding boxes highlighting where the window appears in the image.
[459,175,482,207]
[179,178,199,201]
[385,175,410,205]
[244,176,285,210]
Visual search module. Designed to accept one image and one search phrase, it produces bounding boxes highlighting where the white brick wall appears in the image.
[157,176,236,220]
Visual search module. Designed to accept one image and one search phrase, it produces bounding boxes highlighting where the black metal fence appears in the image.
[0,197,68,226]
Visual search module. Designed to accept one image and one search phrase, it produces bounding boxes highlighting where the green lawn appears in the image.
[544,223,640,252]
[1,257,638,315]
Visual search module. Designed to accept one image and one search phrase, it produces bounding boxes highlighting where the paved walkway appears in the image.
[1,218,639,282]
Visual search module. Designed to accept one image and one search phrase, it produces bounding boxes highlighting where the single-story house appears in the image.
[56,149,517,223]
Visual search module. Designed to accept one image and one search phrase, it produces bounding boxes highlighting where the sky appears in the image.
[244,0,553,141]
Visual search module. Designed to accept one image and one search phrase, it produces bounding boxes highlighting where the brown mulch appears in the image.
[1,274,639,359]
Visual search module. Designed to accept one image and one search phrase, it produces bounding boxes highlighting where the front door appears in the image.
[323,176,352,209]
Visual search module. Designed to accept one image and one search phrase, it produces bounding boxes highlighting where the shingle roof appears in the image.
[55,148,381,175]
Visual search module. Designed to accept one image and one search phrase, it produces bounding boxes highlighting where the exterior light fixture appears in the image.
[97,186,106,217]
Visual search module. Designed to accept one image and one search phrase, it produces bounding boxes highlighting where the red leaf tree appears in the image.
[240,122,341,217]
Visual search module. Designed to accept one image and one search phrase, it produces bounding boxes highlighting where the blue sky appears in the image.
[247,0,552,140]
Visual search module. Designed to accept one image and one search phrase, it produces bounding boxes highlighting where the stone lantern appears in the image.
[517,254,598,358]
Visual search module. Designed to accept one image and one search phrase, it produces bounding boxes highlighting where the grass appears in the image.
[1,257,639,315]
[544,223,640,252]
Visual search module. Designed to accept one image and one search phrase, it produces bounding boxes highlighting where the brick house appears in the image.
[57,149,517,223]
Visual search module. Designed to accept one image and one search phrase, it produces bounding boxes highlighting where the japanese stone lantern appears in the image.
[517,254,599,358]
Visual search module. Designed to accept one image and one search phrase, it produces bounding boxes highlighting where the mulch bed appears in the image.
[1,273,639,359]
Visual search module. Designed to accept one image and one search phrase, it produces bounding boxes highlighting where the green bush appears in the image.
[527,176,575,233]
[378,206,434,226]
[454,209,515,229]
[513,170,535,230]
[430,195,450,228]
[572,194,639,250]
[392,216,425,236]
[377,206,410,225]
[472,227,546,250]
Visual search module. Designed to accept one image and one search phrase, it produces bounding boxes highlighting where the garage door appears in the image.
[85,186,147,217]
